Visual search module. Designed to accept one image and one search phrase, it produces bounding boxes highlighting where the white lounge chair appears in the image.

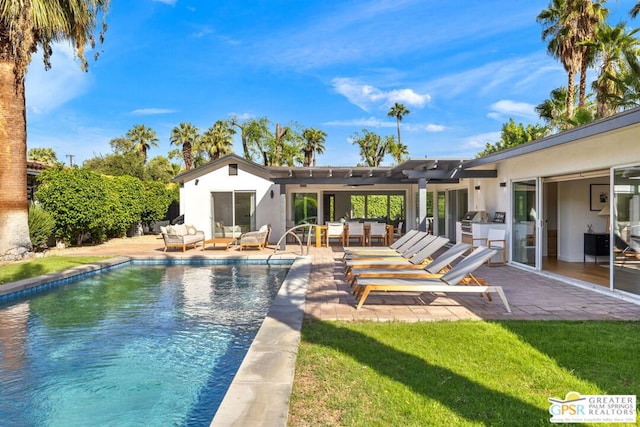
[343,234,435,260]
[348,242,472,287]
[353,246,511,312]
[344,230,427,257]
[344,236,450,275]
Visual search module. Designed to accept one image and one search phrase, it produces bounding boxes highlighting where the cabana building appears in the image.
[173,106,640,299]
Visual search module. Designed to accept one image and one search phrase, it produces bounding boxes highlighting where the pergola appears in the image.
[268,159,497,231]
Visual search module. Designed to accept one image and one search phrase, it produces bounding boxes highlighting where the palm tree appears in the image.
[535,86,594,131]
[201,120,235,161]
[0,1,109,259]
[170,122,200,170]
[575,1,608,108]
[388,137,410,165]
[387,103,410,145]
[301,128,327,167]
[126,124,159,164]
[631,1,640,18]
[537,0,584,118]
[27,147,59,166]
[586,23,640,118]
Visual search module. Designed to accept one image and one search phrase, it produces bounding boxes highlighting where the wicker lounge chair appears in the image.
[239,224,271,250]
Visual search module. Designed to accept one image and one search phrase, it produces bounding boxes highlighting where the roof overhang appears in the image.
[269,159,497,186]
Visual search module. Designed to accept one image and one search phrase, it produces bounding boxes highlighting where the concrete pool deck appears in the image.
[5,234,640,426]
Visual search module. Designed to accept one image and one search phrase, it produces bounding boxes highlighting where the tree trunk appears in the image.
[578,57,588,109]
[303,150,311,167]
[566,71,575,119]
[0,59,32,259]
[182,142,193,170]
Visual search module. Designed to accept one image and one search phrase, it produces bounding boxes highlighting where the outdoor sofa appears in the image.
[160,224,205,252]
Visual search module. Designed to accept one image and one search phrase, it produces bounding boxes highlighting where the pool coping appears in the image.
[0,252,309,426]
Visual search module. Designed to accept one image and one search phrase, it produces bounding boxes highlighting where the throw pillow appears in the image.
[165,225,176,235]
[186,225,197,235]
[173,224,188,236]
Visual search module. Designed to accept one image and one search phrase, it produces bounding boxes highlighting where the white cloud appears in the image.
[404,123,447,133]
[463,132,501,149]
[152,0,176,5]
[192,26,213,39]
[228,112,254,121]
[332,77,430,112]
[425,124,445,132]
[426,53,560,101]
[405,123,446,133]
[25,43,92,115]
[387,88,431,107]
[488,100,538,122]
[131,108,177,115]
[323,117,395,128]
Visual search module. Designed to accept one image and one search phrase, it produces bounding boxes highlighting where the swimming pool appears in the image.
[0,261,292,426]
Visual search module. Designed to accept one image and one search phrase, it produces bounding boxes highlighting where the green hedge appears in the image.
[35,167,174,246]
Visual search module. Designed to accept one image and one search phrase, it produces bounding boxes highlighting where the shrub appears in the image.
[35,168,110,245]
[141,181,175,226]
[28,203,55,249]
[104,175,145,238]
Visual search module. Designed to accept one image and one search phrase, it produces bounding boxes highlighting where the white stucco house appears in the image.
[173,106,640,299]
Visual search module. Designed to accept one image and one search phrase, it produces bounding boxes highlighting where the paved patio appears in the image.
[51,234,640,321]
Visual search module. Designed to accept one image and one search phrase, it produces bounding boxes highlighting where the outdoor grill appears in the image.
[460,211,489,234]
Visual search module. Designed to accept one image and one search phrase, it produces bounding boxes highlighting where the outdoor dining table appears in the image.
[314,223,394,247]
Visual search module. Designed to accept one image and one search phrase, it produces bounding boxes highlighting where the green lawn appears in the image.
[289,319,639,427]
[0,256,110,285]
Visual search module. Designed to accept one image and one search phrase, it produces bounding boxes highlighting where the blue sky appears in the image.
[25,0,638,167]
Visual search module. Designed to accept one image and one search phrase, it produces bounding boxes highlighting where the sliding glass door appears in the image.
[211,191,256,237]
[612,165,640,296]
[512,179,538,267]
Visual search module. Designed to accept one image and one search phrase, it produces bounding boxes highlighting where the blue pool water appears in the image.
[0,262,290,426]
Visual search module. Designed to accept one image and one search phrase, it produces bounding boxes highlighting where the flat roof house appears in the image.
[173,106,640,300]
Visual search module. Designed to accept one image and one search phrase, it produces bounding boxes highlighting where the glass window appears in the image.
[512,180,536,267]
[613,166,640,295]
[212,191,255,237]
[389,195,405,224]
[350,195,365,218]
[437,191,445,236]
[293,193,318,224]
[367,195,387,219]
